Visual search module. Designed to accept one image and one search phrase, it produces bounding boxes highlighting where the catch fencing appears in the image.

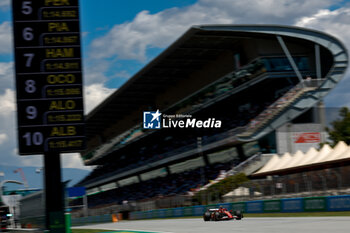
[127,195,350,220]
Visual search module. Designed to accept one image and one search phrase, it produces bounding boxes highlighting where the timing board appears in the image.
[12,0,85,155]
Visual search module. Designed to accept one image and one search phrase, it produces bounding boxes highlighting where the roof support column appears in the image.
[236,144,246,161]
[166,166,171,176]
[315,44,322,79]
[276,35,304,83]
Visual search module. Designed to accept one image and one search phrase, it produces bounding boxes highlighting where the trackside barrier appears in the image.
[71,214,112,225]
[232,202,245,212]
[303,197,326,212]
[152,209,158,219]
[158,209,166,218]
[184,206,193,216]
[263,200,281,213]
[281,198,303,212]
[173,207,184,217]
[246,200,263,213]
[71,195,350,223]
[219,203,232,210]
[166,208,173,218]
[327,195,350,211]
[206,204,218,210]
[193,205,205,216]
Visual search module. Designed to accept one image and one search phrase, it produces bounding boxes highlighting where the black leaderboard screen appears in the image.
[12,0,85,155]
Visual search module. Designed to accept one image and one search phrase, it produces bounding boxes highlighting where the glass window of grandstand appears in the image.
[263,56,309,72]
[141,167,168,181]
[87,187,99,195]
[118,176,139,187]
[100,182,117,192]
[243,141,260,157]
[208,147,239,165]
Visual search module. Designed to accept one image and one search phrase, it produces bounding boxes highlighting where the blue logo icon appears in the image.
[143,110,162,129]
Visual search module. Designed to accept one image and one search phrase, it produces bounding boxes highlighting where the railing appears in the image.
[175,58,266,114]
[238,79,323,138]
[85,57,313,163]
[227,152,263,175]
[229,166,350,202]
[81,77,324,186]
[197,152,265,192]
[83,57,268,162]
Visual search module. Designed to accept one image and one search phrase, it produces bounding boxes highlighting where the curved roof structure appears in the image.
[85,24,348,142]
[79,25,348,188]
[253,141,350,177]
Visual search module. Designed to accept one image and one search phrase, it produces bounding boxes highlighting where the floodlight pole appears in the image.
[44,152,66,233]
[83,194,88,217]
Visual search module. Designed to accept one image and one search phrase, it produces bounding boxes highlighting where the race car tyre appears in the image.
[203,211,211,221]
[235,210,243,220]
[214,211,220,221]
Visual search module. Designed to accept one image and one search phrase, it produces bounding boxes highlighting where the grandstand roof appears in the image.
[86,26,242,138]
[85,24,347,139]
[252,141,350,177]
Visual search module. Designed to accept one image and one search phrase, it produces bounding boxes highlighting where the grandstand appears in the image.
[74,25,348,213]
[217,141,350,203]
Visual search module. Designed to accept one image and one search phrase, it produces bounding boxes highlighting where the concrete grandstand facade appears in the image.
[76,25,348,208]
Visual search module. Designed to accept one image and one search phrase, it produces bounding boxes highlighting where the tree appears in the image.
[326,107,350,146]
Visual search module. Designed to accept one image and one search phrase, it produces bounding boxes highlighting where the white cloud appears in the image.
[0,62,14,92]
[1,0,350,170]
[20,154,42,167]
[0,93,18,167]
[90,0,337,61]
[296,8,350,45]
[89,7,230,61]
[82,31,89,37]
[61,153,92,170]
[84,83,115,114]
[0,133,7,144]
[0,0,9,10]
[0,21,12,54]
[0,88,15,116]
[295,7,350,107]
[112,70,131,79]
[83,59,110,84]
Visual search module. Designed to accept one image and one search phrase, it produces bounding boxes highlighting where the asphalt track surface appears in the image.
[73,217,350,233]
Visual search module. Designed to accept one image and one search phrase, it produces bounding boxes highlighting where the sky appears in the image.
[0,0,350,172]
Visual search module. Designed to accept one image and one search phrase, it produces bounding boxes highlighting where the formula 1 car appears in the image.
[203,207,243,221]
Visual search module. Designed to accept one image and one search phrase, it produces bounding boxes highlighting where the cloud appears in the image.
[0,0,9,10]
[0,133,7,144]
[20,154,42,167]
[112,70,131,79]
[198,0,339,22]
[84,83,115,114]
[0,21,12,54]
[61,153,92,170]
[1,0,350,171]
[0,88,15,116]
[296,8,350,46]
[295,7,350,107]
[90,0,338,62]
[0,90,18,167]
[0,62,14,93]
[83,59,110,85]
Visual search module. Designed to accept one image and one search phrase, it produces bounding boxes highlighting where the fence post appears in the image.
[317,172,327,192]
[65,213,71,233]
